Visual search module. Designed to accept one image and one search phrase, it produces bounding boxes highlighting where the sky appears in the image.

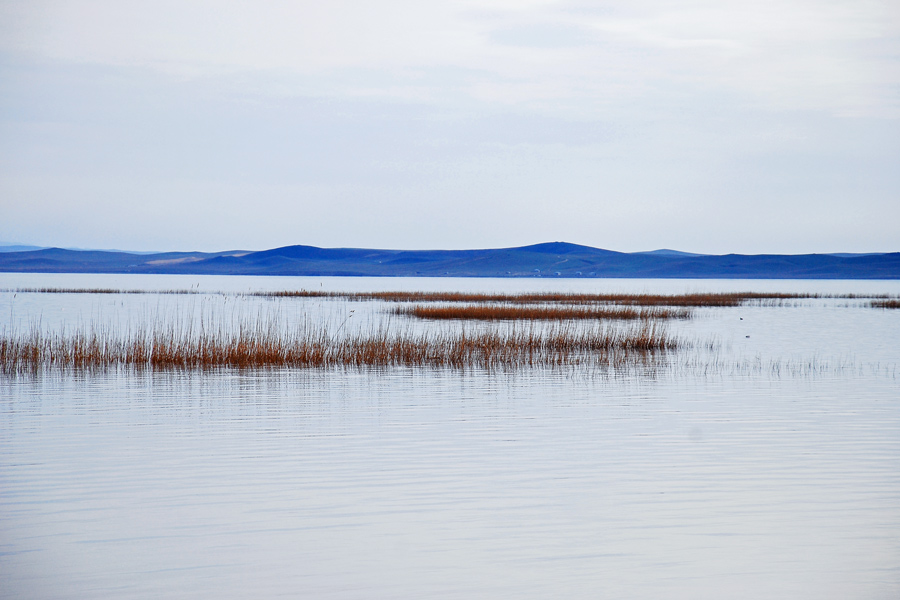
[1,0,898,254]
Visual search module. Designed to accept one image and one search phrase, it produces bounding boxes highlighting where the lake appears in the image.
[2,273,899,599]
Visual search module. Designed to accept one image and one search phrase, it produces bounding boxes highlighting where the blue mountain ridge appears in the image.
[0,242,897,279]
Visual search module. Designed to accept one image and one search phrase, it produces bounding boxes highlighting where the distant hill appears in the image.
[0,242,897,279]
[0,244,45,253]
[634,249,707,258]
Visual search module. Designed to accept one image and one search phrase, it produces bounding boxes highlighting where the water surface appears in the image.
[1,275,899,599]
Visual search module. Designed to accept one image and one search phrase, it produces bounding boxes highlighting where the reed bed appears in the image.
[0,319,678,373]
[394,304,691,321]
[6,287,896,307]
[255,290,824,306]
[7,287,206,295]
[871,299,900,309]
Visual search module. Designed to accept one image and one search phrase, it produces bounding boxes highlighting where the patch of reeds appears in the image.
[6,287,206,295]
[6,288,897,307]
[255,290,822,306]
[394,304,691,321]
[871,299,900,309]
[0,320,678,373]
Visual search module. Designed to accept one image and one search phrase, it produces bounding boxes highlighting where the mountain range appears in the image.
[0,242,897,279]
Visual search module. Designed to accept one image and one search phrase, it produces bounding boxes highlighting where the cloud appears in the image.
[1,1,898,252]
[2,0,897,116]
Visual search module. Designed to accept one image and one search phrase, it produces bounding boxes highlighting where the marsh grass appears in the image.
[394,304,692,321]
[0,317,679,373]
[871,299,900,309]
[256,290,826,306]
[12,288,888,306]
[8,287,205,295]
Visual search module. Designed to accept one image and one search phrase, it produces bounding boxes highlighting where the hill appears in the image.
[0,242,897,279]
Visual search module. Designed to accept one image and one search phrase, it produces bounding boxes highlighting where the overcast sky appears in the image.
[1,0,898,253]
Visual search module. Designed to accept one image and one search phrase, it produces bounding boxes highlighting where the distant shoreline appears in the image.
[0,242,898,279]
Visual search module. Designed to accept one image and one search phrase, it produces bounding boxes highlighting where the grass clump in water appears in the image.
[394,304,691,321]
[256,290,820,306]
[0,318,678,372]
[871,299,900,309]
[7,288,898,307]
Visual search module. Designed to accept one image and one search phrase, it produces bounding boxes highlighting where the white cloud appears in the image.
[2,0,897,115]
[1,0,898,252]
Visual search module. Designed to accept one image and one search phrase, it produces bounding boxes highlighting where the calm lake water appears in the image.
[2,274,899,599]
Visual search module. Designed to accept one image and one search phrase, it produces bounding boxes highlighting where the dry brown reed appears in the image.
[871,299,900,309]
[257,290,819,306]
[0,320,678,372]
[394,304,691,321]
[7,288,896,307]
[6,287,205,295]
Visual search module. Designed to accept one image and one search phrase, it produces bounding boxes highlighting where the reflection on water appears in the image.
[1,275,899,598]
[3,370,899,599]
